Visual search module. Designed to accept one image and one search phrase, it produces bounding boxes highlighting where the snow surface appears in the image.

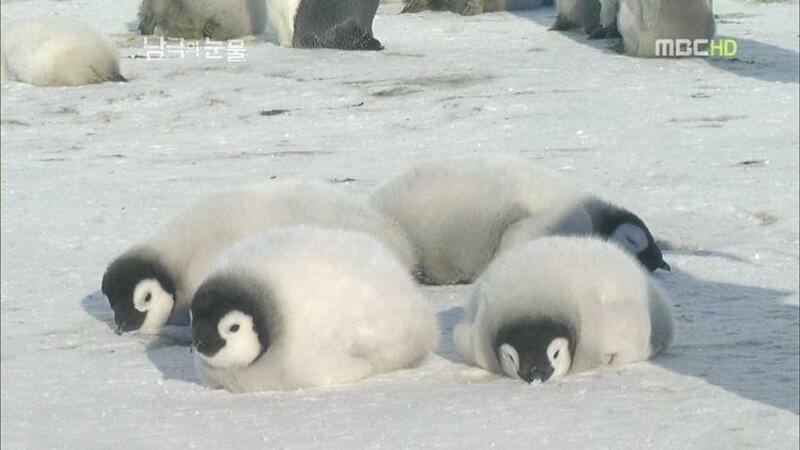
[1,0,798,448]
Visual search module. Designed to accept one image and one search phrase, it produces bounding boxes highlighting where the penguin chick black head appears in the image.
[594,204,670,272]
[101,252,176,334]
[494,318,575,384]
[190,274,272,369]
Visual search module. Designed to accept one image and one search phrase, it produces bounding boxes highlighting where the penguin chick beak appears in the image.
[657,260,671,272]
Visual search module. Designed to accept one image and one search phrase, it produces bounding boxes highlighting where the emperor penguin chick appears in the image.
[102,181,416,335]
[268,0,383,50]
[369,155,669,285]
[454,236,674,383]
[138,0,267,40]
[191,227,440,392]
[1,18,126,86]
[612,0,715,57]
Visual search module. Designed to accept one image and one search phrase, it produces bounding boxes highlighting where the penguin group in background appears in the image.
[369,155,669,285]
[1,18,126,86]
[102,181,416,335]
[191,227,439,392]
[401,0,550,15]
[138,0,267,40]
[268,0,383,50]
[454,236,674,383]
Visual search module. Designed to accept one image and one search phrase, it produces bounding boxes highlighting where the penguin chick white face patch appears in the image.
[611,223,649,254]
[199,310,262,369]
[547,337,572,381]
[132,279,174,333]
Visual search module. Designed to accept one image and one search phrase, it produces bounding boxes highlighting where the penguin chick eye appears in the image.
[553,350,560,359]
[625,237,637,246]
[144,293,152,303]
[229,324,240,333]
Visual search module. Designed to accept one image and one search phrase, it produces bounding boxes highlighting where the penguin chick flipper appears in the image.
[549,14,575,31]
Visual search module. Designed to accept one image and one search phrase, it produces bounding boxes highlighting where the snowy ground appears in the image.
[1,0,799,448]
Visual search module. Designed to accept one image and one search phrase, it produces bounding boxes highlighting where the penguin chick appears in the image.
[102,181,416,335]
[369,155,669,285]
[613,0,715,57]
[138,0,267,40]
[550,0,602,34]
[1,18,126,86]
[191,227,439,392]
[268,0,383,50]
[454,236,674,383]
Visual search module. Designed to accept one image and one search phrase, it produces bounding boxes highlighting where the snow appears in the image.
[1,0,798,448]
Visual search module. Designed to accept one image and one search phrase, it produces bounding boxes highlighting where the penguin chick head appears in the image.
[190,275,271,369]
[101,252,176,334]
[494,319,574,384]
[600,206,670,272]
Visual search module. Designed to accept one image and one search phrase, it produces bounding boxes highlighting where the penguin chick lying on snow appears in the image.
[369,155,669,285]
[268,0,383,50]
[102,181,416,335]
[454,236,674,383]
[191,227,439,392]
[1,18,126,86]
[401,0,549,15]
[138,0,267,40]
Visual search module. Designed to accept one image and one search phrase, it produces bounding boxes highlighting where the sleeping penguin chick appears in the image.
[454,236,674,383]
[138,0,267,40]
[550,0,601,34]
[369,155,668,285]
[268,0,383,50]
[191,227,439,392]
[401,0,547,15]
[102,181,416,335]
[613,0,715,57]
[1,18,126,86]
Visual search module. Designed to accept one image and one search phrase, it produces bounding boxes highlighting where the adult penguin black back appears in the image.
[269,0,383,50]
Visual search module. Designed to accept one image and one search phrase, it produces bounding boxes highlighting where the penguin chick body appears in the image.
[102,181,416,334]
[613,0,715,57]
[191,227,439,392]
[1,18,126,86]
[369,155,668,285]
[268,0,383,50]
[138,0,267,40]
[454,236,674,383]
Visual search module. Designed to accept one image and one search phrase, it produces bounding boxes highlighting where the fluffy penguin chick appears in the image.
[268,0,383,50]
[102,181,416,335]
[550,0,601,34]
[454,236,674,383]
[138,0,267,40]
[612,0,715,57]
[401,0,548,15]
[369,155,668,285]
[191,227,439,392]
[1,18,126,86]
